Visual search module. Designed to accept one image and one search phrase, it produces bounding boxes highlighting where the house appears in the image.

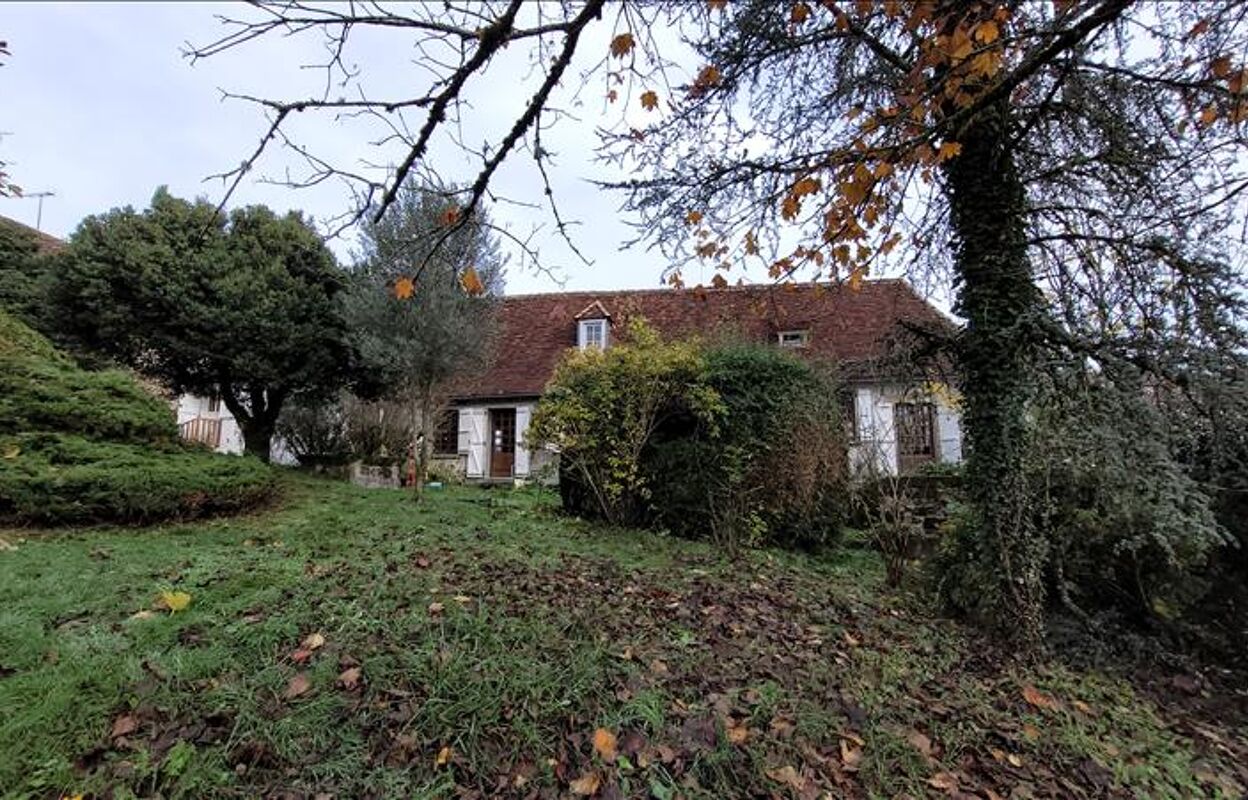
[439,280,963,482]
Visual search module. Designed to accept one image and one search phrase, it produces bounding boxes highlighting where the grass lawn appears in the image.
[1,476,1245,799]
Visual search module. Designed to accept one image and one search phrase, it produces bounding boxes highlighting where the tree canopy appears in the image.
[49,188,355,461]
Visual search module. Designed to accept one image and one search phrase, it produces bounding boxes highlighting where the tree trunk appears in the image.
[418,386,435,496]
[239,419,275,463]
[944,98,1047,650]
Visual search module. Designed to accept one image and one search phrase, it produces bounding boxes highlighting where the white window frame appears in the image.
[777,329,810,348]
[578,319,608,351]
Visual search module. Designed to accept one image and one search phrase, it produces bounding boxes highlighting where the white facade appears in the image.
[454,400,553,482]
[847,383,962,476]
[173,394,296,465]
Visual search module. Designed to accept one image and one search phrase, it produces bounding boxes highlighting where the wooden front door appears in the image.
[895,402,936,473]
[489,408,516,478]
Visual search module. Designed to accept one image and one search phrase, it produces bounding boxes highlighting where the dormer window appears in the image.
[579,318,608,351]
[778,330,810,348]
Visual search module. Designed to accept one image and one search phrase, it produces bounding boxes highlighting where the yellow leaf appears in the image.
[435,745,453,766]
[609,32,635,59]
[592,727,617,762]
[1,444,19,460]
[569,771,601,795]
[156,590,192,614]
[640,90,659,111]
[928,771,959,791]
[937,141,963,161]
[459,266,486,296]
[393,276,415,300]
[301,631,326,651]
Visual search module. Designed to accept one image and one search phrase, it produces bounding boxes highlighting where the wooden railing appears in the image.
[179,417,222,449]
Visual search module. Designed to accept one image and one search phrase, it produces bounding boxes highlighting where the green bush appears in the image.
[532,328,849,551]
[0,309,278,525]
[647,344,849,551]
[0,434,278,525]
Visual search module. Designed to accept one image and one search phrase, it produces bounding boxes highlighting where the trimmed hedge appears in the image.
[0,434,278,525]
[0,309,277,526]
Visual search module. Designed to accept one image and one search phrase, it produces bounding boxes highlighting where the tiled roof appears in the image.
[454,280,954,401]
[0,214,65,254]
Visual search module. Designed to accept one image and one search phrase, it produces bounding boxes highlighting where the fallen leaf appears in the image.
[1022,723,1041,741]
[907,729,933,757]
[840,738,862,770]
[1072,699,1093,715]
[725,718,750,745]
[290,648,314,665]
[592,727,618,762]
[928,771,959,791]
[1022,684,1059,711]
[435,745,453,767]
[155,590,192,614]
[415,556,431,568]
[302,632,326,650]
[569,771,601,795]
[284,673,312,700]
[765,765,807,792]
[428,602,445,614]
[111,714,138,738]
[453,595,473,604]
[129,609,156,621]
[337,666,362,690]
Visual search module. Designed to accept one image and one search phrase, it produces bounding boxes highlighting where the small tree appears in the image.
[344,180,503,495]
[528,320,723,527]
[48,188,353,461]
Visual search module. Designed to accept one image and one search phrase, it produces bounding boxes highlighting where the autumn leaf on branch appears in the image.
[640,90,659,111]
[459,265,486,296]
[609,32,635,58]
[393,276,416,300]
[439,205,460,227]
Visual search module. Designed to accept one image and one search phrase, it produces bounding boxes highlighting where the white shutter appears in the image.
[462,408,488,478]
[936,404,963,464]
[514,405,532,476]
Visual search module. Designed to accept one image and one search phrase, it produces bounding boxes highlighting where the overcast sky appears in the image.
[1,2,705,294]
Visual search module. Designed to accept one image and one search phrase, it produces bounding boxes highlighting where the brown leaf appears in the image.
[393,276,415,300]
[592,727,618,763]
[1022,684,1059,711]
[290,648,314,665]
[111,714,139,739]
[928,771,959,791]
[569,771,601,796]
[765,765,808,792]
[337,667,362,691]
[284,672,312,700]
[415,556,431,569]
[435,745,453,766]
[428,601,445,614]
[725,718,749,745]
[301,632,326,651]
[609,32,635,58]
[640,90,659,111]
[840,738,863,770]
[907,729,932,757]
[790,2,811,24]
[440,205,460,227]
[459,266,486,296]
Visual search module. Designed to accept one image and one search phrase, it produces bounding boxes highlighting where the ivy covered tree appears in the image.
[49,188,354,462]
[195,1,1248,647]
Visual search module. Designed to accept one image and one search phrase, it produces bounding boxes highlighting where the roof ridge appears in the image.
[501,277,909,301]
